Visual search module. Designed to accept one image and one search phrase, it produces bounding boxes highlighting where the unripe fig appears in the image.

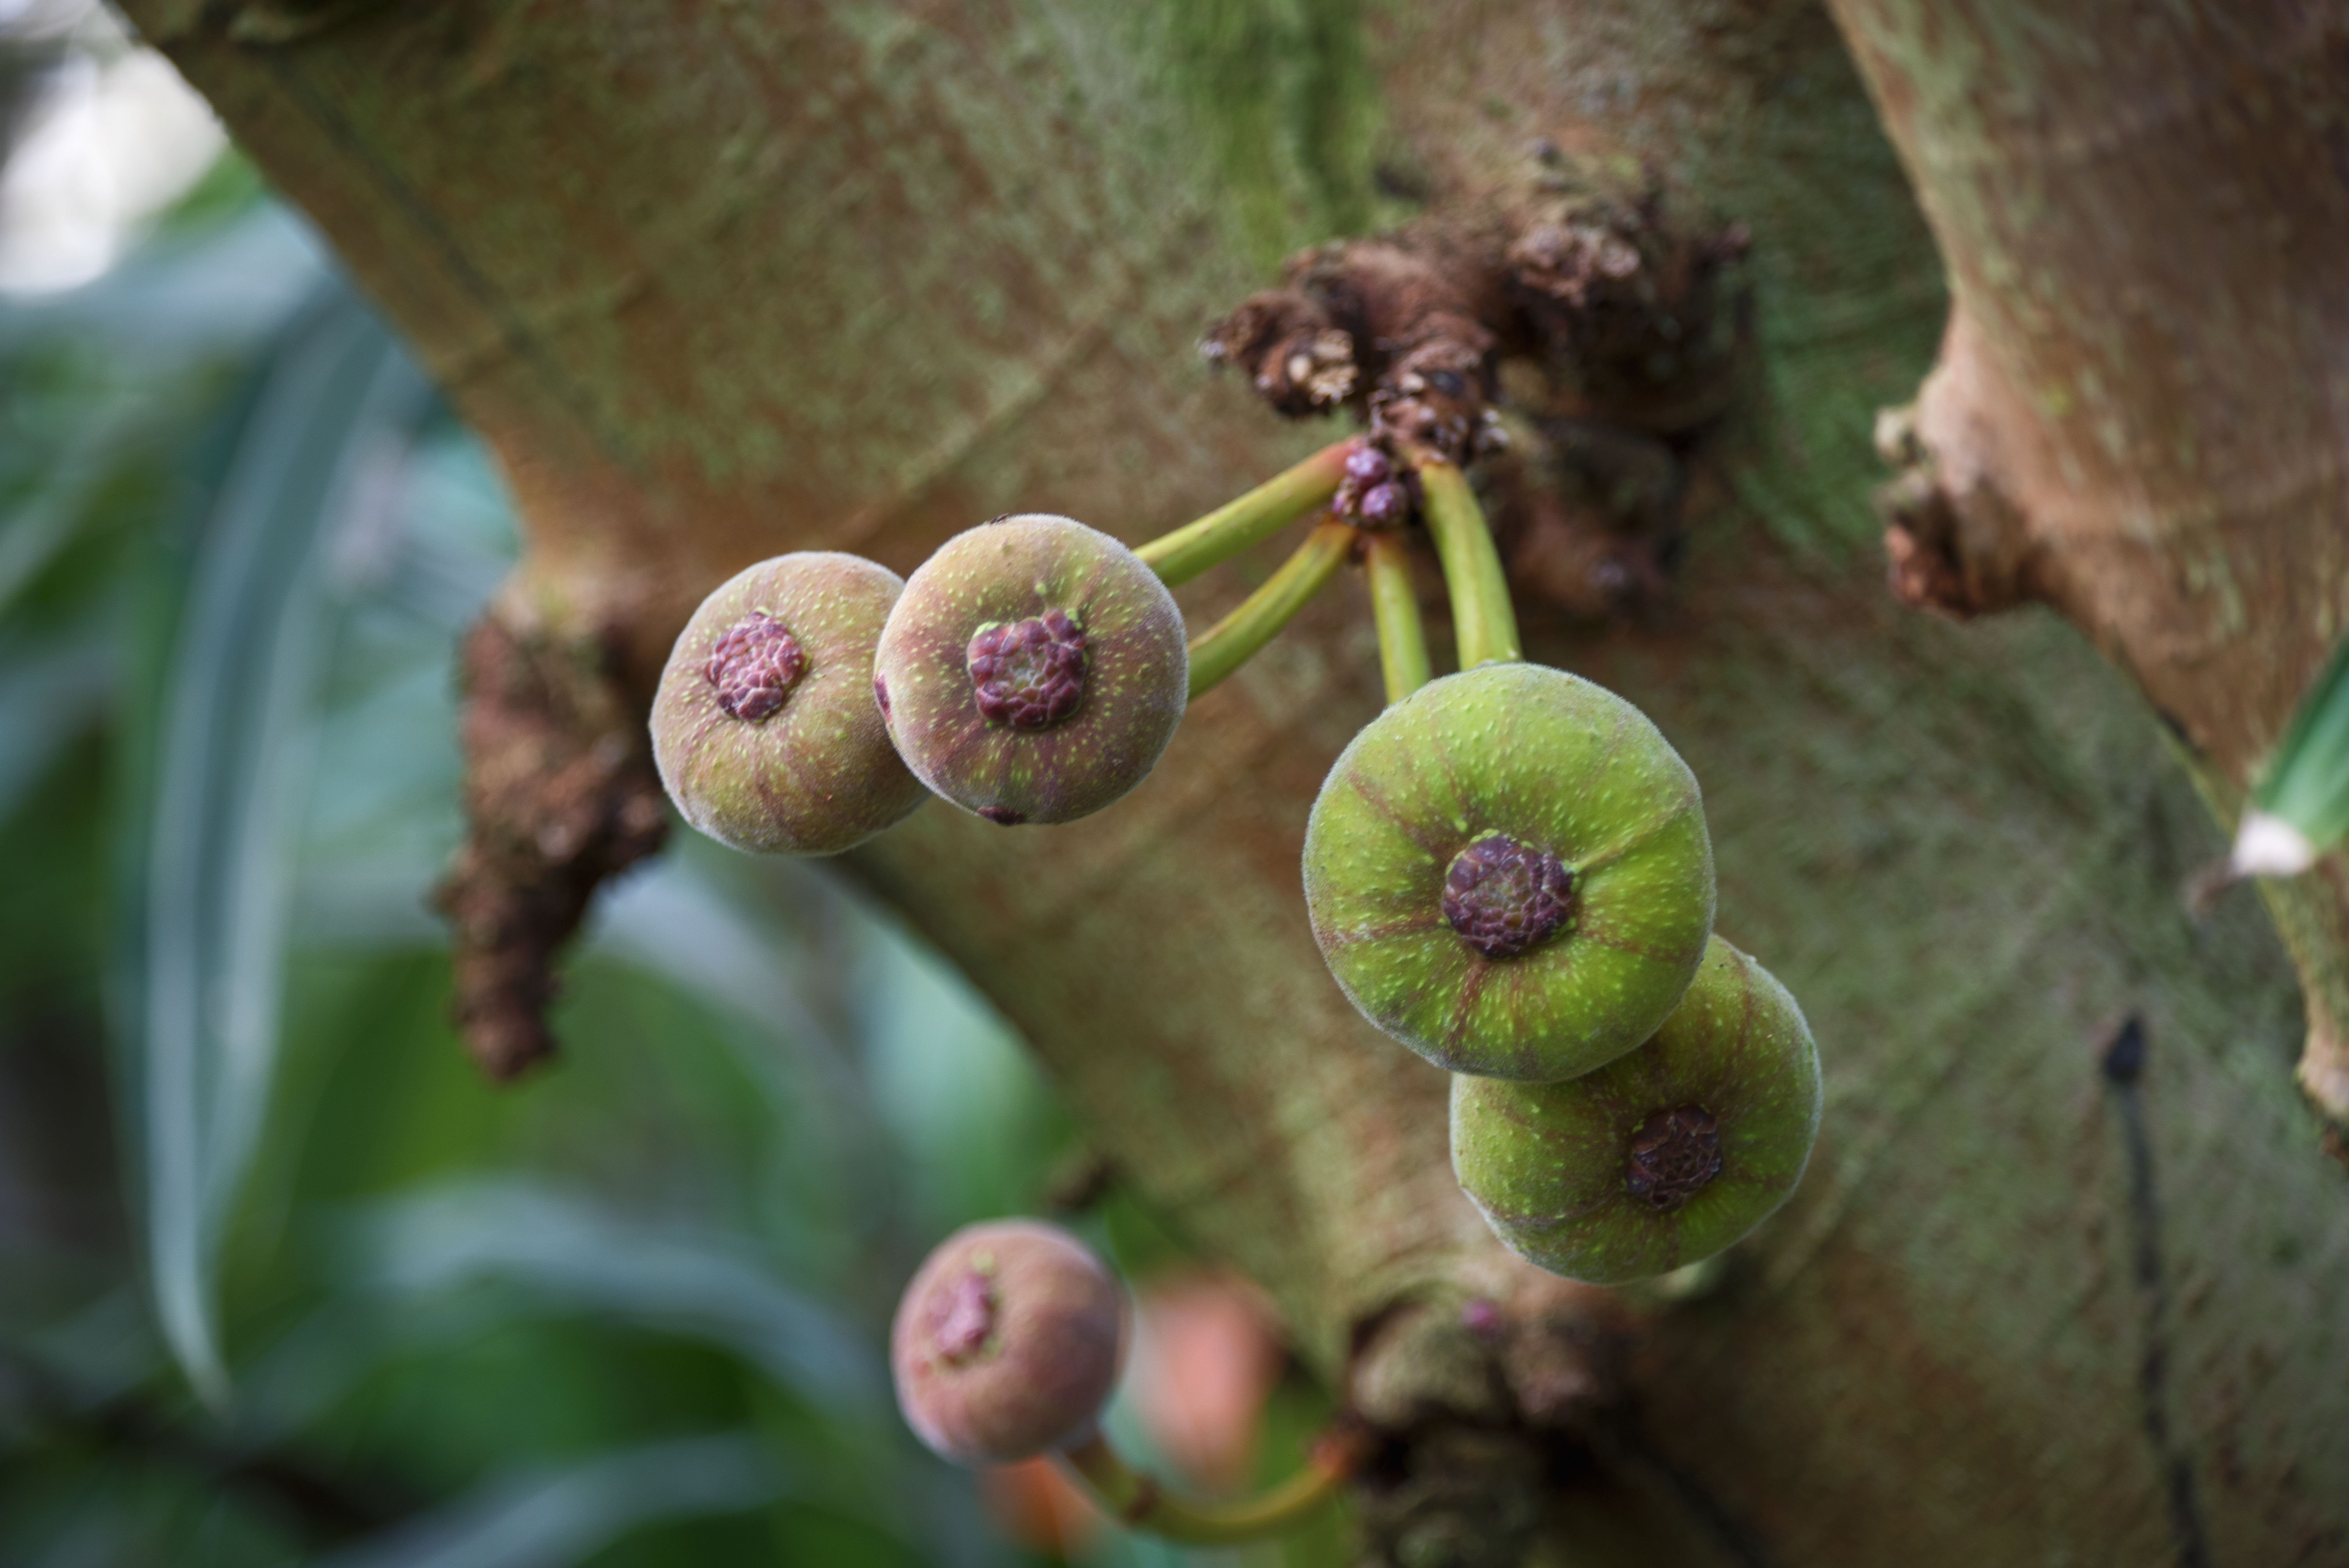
[1303,661,1715,1082]
[872,514,1188,825]
[650,552,928,854]
[891,1219,1130,1465]
[1450,935,1823,1285]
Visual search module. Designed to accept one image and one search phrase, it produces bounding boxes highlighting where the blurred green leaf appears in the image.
[309,1431,783,1568]
[0,604,112,823]
[326,1178,879,1414]
[119,285,431,1404]
[0,160,1257,1564]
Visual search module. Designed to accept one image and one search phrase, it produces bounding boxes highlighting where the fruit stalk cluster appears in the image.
[646,381,1825,1539]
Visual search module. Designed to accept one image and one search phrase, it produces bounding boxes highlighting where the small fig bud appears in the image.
[651,552,929,854]
[1303,661,1715,1081]
[1451,935,1823,1285]
[891,1219,1130,1465]
[1356,481,1412,528]
[873,515,1188,825]
[1336,440,1414,527]
[1344,445,1393,486]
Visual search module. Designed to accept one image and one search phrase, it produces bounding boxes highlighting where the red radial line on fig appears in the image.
[1323,913,1453,944]
[1339,768,1460,863]
[1441,962,1495,1055]
[1568,928,1683,963]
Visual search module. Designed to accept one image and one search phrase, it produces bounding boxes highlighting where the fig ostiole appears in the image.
[1303,661,1716,1082]
[1450,934,1824,1286]
[651,551,929,855]
[890,1219,1129,1466]
[873,514,1188,825]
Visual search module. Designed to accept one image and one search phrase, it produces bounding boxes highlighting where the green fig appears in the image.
[891,1219,1130,1465]
[872,514,1188,825]
[1303,661,1715,1082]
[650,551,928,854]
[1451,935,1823,1285]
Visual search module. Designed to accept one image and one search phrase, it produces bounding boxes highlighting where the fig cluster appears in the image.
[649,515,1190,852]
[644,487,1822,1290]
[1303,660,1822,1285]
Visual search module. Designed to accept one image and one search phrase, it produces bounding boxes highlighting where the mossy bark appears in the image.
[1829,0,2349,1129]
[126,1,2349,1561]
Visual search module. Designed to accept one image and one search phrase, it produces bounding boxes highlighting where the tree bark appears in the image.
[1829,0,2349,1129]
[126,2,2349,1563]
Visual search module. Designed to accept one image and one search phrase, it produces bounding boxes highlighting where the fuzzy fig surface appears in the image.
[873,514,1187,825]
[651,552,928,855]
[1451,934,1823,1285]
[1303,661,1716,1081]
[890,1219,1129,1465]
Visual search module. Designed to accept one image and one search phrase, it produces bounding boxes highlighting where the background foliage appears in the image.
[0,71,1343,1564]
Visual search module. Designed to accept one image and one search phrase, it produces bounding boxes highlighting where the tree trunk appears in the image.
[126,2,2349,1563]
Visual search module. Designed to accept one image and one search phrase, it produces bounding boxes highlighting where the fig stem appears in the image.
[1185,518,1356,698]
[1055,1424,1367,1545]
[1137,440,1353,587]
[1415,454,1522,670]
[1363,531,1431,703]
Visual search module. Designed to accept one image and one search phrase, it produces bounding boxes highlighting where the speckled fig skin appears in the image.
[1303,661,1716,1081]
[1451,935,1823,1286]
[651,552,928,854]
[872,514,1188,825]
[890,1219,1130,1465]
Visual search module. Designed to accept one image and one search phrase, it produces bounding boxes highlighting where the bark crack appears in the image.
[2099,1016,2215,1568]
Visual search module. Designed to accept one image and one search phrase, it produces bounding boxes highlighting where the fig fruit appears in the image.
[650,552,928,854]
[1450,934,1823,1285]
[891,1219,1130,1465]
[872,514,1188,825]
[1303,661,1715,1081]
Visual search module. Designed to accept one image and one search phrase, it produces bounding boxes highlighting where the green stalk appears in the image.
[1414,455,1521,670]
[1363,531,1431,703]
[1137,440,1353,587]
[1056,1428,1362,1546]
[1185,519,1356,698]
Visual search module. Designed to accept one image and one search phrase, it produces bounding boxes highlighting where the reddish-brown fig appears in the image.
[651,552,928,854]
[891,1219,1130,1466]
[872,515,1187,826]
